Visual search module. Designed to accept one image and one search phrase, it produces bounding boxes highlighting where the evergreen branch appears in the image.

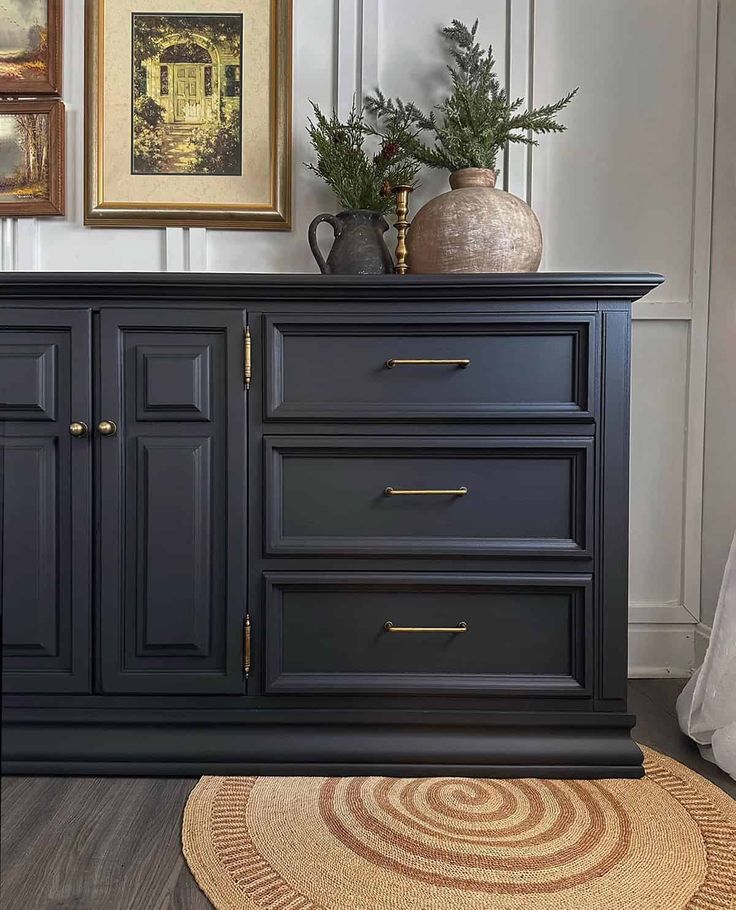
[365,20,578,175]
[305,100,419,213]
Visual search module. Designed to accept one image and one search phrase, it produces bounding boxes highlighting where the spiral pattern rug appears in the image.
[182,747,735,910]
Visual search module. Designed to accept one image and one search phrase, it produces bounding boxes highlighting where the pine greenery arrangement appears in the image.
[304,102,420,215]
[366,20,578,174]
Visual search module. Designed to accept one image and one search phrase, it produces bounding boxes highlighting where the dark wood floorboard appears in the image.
[1,680,734,910]
[629,678,736,798]
[0,778,213,910]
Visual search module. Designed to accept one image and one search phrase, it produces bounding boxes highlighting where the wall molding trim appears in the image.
[189,228,207,272]
[629,620,709,677]
[0,218,39,271]
[335,0,362,115]
[1,219,16,271]
[680,0,718,624]
[14,219,39,271]
[629,601,698,624]
[628,623,695,678]
[165,227,186,272]
[631,302,694,320]
[361,0,379,97]
[504,0,534,200]
[163,227,208,273]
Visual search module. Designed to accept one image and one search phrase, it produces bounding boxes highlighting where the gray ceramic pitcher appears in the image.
[308,210,394,275]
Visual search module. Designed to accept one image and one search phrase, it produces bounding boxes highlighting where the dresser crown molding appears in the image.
[0,271,663,302]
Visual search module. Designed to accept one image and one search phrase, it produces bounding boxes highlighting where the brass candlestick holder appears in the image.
[391,185,413,275]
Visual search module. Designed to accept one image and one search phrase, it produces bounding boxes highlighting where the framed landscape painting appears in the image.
[0,0,62,95]
[85,0,292,229]
[0,100,65,215]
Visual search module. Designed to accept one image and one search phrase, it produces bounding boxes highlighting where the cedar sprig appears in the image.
[304,101,419,214]
[366,19,578,174]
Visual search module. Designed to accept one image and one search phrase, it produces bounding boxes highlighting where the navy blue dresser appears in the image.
[0,272,663,777]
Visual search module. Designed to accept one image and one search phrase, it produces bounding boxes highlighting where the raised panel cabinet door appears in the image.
[0,309,92,693]
[97,309,247,694]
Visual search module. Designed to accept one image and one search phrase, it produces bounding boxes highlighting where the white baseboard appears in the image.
[628,623,695,678]
[628,602,698,624]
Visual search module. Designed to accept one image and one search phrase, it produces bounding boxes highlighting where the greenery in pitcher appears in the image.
[366,19,578,174]
[304,102,419,215]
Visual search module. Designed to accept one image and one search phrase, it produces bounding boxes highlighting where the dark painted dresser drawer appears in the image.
[264,573,591,696]
[265,436,592,557]
[265,315,595,421]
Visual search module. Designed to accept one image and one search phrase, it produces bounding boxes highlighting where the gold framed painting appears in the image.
[0,0,63,95]
[0,99,65,216]
[85,0,292,229]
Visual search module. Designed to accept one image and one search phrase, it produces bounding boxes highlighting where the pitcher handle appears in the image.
[308,213,342,274]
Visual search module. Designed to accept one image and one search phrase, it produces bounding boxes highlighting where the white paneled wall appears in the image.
[533,0,717,674]
[1,0,720,674]
[630,322,689,610]
[378,0,717,674]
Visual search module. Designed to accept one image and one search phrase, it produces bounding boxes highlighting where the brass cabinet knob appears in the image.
[97,420,118,437]
[69,421,89,438]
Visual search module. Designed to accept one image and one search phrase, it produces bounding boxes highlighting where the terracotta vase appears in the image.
[308,210,394,275]
[407,168,542,274]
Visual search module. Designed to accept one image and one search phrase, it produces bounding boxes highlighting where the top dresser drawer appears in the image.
[264,315,596,421]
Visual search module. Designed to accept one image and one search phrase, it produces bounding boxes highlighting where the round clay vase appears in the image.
[407,168,542,274]
[308,209,394,275]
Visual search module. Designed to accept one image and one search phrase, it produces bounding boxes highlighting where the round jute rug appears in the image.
[182,747,735,910]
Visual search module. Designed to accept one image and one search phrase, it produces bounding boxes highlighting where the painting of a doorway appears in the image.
[132,14,243,176]
[0,0,62,95]
[85,0,292,230]
[0,99,64,215]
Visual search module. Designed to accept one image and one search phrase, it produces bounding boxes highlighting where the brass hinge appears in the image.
[244,326,252,390]
[243,613,252,678]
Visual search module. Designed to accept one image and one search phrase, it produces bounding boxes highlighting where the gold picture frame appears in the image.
[0,99,65,216]
[84,0,292,230]
[0,0,63,96]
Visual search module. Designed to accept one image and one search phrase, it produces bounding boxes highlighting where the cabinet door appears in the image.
[98,310,246,694]
[1,309,91,693]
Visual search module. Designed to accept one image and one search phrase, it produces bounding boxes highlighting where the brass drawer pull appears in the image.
[385,486,468,496]
[384,621,468,633]
[386,358,470,369]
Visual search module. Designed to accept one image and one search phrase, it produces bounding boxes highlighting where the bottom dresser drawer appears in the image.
[264,573,592,696]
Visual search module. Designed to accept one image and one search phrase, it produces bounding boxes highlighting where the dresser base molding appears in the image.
[2,712,643,778]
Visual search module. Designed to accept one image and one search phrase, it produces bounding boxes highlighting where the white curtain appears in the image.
[677,532,736,780]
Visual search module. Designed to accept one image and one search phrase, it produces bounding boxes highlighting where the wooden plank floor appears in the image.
[1,680,734,910]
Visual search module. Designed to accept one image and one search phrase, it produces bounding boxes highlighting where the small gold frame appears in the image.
[0,100,65,217]
[0,0,63,96]
[84,0,293,230]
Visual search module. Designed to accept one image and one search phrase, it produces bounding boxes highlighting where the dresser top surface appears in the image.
[0,271,664,304]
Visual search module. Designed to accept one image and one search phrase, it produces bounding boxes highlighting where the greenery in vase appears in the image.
[304,102,420,215]
[366,19,578,174]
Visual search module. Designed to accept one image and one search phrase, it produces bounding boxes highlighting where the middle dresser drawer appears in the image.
[265,436,593,558]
